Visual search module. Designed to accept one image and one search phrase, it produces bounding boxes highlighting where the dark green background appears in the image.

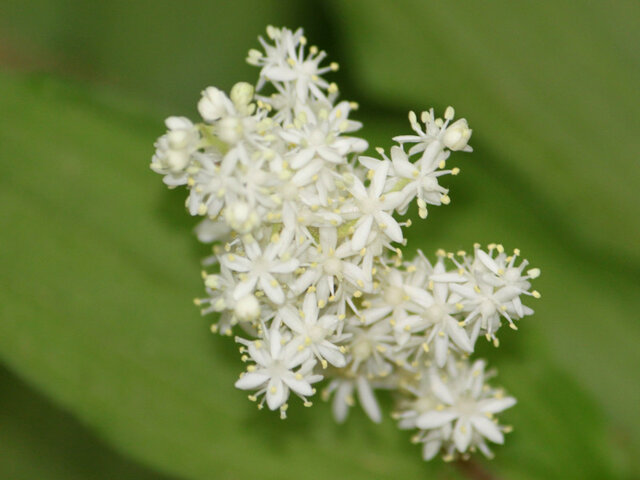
[1,1,638,479]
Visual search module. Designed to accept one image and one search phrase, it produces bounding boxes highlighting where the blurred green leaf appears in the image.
[0,365,178,480]
[0,71,635,479]
[329,0,640,267]
[0,0,305,115]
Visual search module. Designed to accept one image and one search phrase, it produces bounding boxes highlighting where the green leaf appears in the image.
[329,0,640,267]
[0,365,178,480]
[0,72,634,480]
[0,0,305,116]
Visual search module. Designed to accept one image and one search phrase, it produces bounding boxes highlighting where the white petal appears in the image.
[342,262,368,288]
[281,372,313,397]
[358,155,384,171]
[453,417,472,452]
[370,161,390,198]
[317,146,344,164]
[269,330,282,359]
[429,368,454,404]
[471,416,504,444]
[302,292,319,323]
[390,146,416,178]
[279,306,304,333]
[349,176,368,199]
[222,254,252,273]
[351,215,373,251]
[292,269,319,294]
[429,273,467,283]
[375,211,403,243]
[416,410,457,429]
[423,440,442,461]
[290,148,315,169]
[266,378,288,410]
[165,116,193,130]
[478,397,516,414]
[263,65,298,82]
[270,258,299,274]
[235,371,269,390]
[357,376,381,423]
[512,296,525,318]
[259,273,285,304]
[434,332,449,367]
[292,159,323,185]
[233,276,258,300]
[446,317,474,352]
[333,381,353,423]
[318,343,346,367]
[404,286,434,308]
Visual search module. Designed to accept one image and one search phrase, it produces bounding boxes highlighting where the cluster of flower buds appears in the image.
[150,26,540,462]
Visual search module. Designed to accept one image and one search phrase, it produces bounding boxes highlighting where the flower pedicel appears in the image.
[150,25,540,462]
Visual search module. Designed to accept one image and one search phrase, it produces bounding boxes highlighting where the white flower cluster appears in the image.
[150,26,540,462]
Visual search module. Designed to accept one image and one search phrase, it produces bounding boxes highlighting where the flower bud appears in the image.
[225,201,259,233]
[234,294,261,322]
[198,86,232,121]
[230,82,255,113]
[442,118,472,151]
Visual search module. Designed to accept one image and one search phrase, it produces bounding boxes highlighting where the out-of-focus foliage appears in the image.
[0,1,638,479]
[0,366,178,480]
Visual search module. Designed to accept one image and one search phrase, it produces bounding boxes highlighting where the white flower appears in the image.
[410,361,516,457]
[344,161,405,251]
[403,260,474,367]
[278,102,367,169]
[449,245,539,343]
[387,145,457,218]
[250,26,339,101]
[292,227,369,301]
[222,236,299,305]
[279,292,347,368]
[394,108,473,156]
[235,329,318,412]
